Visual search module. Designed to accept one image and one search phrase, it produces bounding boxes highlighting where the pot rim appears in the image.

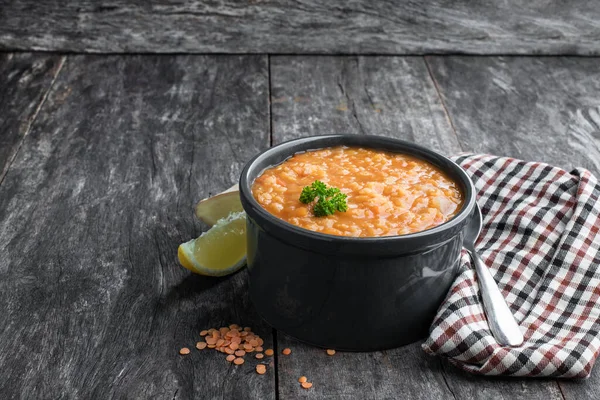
[239,134,476,247]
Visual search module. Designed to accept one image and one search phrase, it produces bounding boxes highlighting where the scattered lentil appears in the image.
[233,357,245,365]
[282,348,292,355]
[326,349,336,356]
[206,337,217,345]
[182,324,270,368]
[196,342,207,350]
[298,376,307,383]
[265,349,274,356]
[256,364,267,375]
[301,382,313,389]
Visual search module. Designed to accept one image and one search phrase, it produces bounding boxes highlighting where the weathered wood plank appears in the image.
[270,55,571,399]
[439,363,564,400]
[425,56,600,176]
[1,1,600,55]
[270,55,458,399]
[270,55,461,152]
[0,55,272,399]
[0,53,63,183]
[426,56,600,399]
[277,344,565,399]
[277,333,454,399]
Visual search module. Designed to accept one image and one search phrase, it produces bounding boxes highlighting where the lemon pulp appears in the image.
[178,211,247,276]
[194,214,246,269]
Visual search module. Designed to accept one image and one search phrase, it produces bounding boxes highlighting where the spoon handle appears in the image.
[467,245,524,347]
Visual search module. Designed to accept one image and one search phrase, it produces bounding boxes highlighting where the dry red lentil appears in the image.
[234,357,245,365]
[256,364,267,375]
[206,337,217,345]
[183,324,268,366]
[196,342,207,350]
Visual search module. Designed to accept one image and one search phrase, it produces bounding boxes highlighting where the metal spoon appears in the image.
[464,204,524,347]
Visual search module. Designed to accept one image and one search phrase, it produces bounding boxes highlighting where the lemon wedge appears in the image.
[178,211,247,276]
[195,184,242,226]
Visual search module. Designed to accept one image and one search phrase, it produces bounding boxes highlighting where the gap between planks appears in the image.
[272,328,281,400]
[419,54,463,399]
[267,55,280,400]
[268,55,274,147]
[439,361,458,400]
[423,56,568,400]
[0,55,66,187]
[423,56,463,153]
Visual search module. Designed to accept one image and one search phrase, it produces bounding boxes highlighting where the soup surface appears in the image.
[252,146,463,237]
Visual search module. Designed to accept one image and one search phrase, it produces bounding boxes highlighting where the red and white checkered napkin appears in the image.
[422,154,600,378]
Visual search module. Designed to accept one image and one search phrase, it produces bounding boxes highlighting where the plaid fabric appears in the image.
[422,154,600,378]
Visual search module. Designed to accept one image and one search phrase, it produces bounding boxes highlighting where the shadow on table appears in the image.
[166,268,245,301]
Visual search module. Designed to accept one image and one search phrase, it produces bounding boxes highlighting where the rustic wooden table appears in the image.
[1,52,600,399]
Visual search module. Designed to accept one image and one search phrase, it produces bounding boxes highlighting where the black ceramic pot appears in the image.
[239,135,476,351]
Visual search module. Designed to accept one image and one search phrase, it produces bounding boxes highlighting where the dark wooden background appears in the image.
[1,1,600,399]
[2,53,600,400]
[0,1,600,54]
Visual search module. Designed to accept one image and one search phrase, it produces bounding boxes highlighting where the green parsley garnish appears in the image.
[299,180,348,217]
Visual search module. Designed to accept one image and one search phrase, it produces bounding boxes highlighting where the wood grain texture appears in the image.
[269,55,570,400]
[426,55,600,399]
[0,54,272,399]
[0,53,63,183]
[439,362,564,400]
[276,334,453,400]
[270,55,461,153]
[270,55,458,400]
[426,56,600,175]
[1,1,600,55]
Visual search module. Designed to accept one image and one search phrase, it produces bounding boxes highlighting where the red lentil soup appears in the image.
[251,146,463,237]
